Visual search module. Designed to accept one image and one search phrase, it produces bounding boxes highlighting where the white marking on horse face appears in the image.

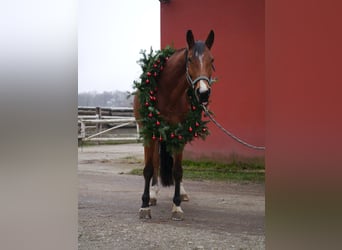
[199,54,204,67]
[199,80,209,93]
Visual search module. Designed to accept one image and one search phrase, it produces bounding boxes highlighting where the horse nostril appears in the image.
[196,88,201,97]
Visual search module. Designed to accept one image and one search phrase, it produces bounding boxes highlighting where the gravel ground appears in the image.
[78,144,265,250]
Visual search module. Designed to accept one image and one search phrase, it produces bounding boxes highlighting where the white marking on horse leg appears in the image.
[171,203,184,221]
[172,204,183,213]
[149,185,159,206]
[139,207,151,219]
[180,182,189,201]
[199,80,209,93]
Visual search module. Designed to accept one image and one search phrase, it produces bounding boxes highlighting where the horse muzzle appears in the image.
[196,88,211,106]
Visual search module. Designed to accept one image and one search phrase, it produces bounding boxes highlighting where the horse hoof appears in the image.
[181,194,189,202]
[171,204,184,221]
[149,198,157,206]
[139,207,151,219]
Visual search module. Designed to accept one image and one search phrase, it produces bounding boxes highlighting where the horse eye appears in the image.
[188,58,192,63]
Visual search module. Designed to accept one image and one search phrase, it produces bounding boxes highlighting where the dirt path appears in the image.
[78,144,265,250]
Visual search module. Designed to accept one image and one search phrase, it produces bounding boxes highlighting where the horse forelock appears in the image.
[192,41,206,57]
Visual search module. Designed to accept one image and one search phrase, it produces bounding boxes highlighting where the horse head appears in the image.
[186,30,215,106]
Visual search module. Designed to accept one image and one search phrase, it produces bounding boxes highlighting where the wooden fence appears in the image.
[78,106,139,142]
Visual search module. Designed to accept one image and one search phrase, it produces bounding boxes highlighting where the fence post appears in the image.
[80,121,86,139]
[136,122,140,141]
[95,106,102,134]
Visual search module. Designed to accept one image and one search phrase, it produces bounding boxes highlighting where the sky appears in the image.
[78,0,160,93]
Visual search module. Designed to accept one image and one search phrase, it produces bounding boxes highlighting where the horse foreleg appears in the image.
[172,153,184,220]
[139,164,152,219]
[149,184,159,206]
[139,144,156,219]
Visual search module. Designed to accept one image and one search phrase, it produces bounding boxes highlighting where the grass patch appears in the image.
[130,168,144,176]
[129,160,264,183]
[120,156,143,164]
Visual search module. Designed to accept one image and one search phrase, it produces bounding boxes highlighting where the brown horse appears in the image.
[134,30,215,220]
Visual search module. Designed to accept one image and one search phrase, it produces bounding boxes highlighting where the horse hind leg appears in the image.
[180,182,189,202]
[149,147,160,206]
[149,184,159,206]
[149,172,159,206]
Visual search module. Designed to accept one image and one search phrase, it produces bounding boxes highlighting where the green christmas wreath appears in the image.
[133,46,212,153]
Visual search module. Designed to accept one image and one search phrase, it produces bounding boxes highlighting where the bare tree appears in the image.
[78,91,133,107]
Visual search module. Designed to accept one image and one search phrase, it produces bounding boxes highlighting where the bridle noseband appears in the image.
[186,71,213,89]
[185,49,214,89]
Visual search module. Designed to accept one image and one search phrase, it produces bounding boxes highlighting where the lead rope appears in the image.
[202,105,266,150]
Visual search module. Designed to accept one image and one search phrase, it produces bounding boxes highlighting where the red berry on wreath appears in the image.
[149,90,154,95]
[156,121,160,126]
[178,135,183,140]
[195,122,200,127]
[170,133,175,139]
[145,102,149,107]
[146,79,150,84]
[147,72,152,77]
[159,135,163,142]
[188,126,193,132]
[154,72,157,77]
[202,128,207,132]
[148,113,153,118]
[192,105,196,111]
[152,134,156,141]
[194,132,198,137]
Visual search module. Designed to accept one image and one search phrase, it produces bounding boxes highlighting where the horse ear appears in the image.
[186,30,195,49]
[205,30,215,50]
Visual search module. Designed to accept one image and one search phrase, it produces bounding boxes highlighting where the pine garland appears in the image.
[133,46,211,153]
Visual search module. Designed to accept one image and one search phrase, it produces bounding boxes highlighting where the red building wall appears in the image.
[160,0,265,162]
[265,1,342,247]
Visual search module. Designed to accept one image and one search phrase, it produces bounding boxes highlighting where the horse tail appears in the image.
[159,142,174,186]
